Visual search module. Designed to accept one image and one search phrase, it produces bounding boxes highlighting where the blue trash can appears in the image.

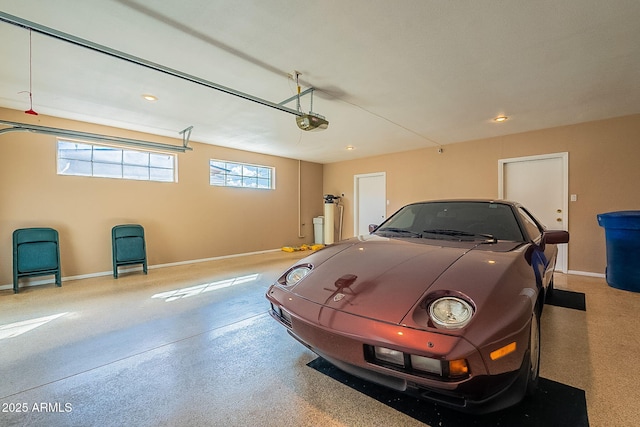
[597,211,640,292]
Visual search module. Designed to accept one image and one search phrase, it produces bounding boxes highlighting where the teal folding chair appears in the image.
[13,227,61,293]
[112,224,147,278]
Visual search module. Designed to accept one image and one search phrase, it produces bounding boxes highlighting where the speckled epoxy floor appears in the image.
[1,251,639,426]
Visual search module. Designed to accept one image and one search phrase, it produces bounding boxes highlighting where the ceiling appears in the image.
[1,0,639,164]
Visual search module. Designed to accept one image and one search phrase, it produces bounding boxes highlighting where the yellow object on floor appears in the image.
[281,244,325,252]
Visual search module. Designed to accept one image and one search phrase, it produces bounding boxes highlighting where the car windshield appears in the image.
[374,201,525,242]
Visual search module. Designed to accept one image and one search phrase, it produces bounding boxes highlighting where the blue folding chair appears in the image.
[13,227,62,293]
[112,224,147,278]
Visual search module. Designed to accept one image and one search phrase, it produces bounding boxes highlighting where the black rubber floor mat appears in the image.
[308,357,589,426]
[546,289,586,311]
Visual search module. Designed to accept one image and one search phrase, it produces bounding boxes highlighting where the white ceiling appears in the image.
[1,0,639,163]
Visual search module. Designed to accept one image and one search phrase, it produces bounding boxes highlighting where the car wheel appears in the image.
[526,309,541,396]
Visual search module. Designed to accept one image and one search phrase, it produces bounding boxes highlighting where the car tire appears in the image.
[526,308,541,396]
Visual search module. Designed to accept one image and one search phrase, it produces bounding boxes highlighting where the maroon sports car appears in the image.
[266,200,569,413]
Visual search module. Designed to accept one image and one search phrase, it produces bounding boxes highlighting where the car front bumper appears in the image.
[267,286,531,413]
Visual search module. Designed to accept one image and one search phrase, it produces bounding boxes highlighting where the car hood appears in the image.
[289,236,478,324]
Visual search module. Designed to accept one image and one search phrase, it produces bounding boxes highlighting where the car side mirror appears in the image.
[542,230,570,245]
[368,224,378,233]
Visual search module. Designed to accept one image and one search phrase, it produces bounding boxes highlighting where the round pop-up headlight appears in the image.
[429,297,474,329]
[285,266,311,286]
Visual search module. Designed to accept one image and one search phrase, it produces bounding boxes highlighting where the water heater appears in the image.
[323,194,340,244]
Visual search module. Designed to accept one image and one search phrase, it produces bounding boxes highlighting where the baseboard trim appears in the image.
[0,248,282,291]
[567,270,606,279]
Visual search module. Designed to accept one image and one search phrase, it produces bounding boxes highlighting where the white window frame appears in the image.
[209,159,275,189]
[57,139,177,183]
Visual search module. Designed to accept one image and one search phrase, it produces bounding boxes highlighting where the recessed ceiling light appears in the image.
[142,94,158,101]
[346,145,355,150]
[494,115,508,122]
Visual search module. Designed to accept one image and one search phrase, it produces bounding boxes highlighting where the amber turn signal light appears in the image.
[490,342,517,361]
[448,359,469,377]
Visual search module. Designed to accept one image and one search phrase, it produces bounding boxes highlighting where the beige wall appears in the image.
[0,108,323,286]
[3,107,637,283]
[323,114,640,275]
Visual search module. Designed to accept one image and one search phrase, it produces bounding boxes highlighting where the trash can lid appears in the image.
[597,211,640,230]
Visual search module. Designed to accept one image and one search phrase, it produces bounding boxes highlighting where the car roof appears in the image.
[410,199,521,207]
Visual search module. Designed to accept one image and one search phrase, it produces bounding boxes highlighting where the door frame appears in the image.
[353,172,386,237]
[498,152,569,272]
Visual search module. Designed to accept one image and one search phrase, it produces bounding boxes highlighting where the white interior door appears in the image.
[499,153,569,273]
[354,172,386,236]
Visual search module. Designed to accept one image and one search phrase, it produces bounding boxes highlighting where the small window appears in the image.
[57,140,176,182]
[210,159,274,189]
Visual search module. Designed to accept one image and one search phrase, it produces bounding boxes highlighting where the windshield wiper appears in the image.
[422,229,496,243]
[376,227,422,238]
